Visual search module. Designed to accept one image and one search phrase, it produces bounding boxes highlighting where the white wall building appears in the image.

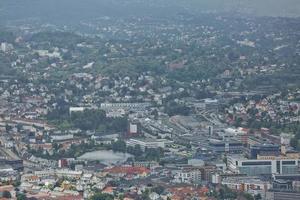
[174,169,202,184]
[51,134,74,141]
[126,138,172,150]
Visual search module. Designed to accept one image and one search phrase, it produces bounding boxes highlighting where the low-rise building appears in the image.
[174,168,202,184]
[55,169,83,179]
[222,177,271,198]
[126,138,173,150]
[103,166,150,178]
[0,185,16,199]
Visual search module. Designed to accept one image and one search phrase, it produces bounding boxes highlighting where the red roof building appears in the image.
[103,166,150,178]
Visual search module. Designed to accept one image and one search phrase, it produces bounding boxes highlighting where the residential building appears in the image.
[222,177,271,198]
[174,168,202,184]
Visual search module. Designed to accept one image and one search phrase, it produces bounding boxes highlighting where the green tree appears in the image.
[112,140,126,153]
[133,145,143,157]
[5,124,12,132]
[141,188,151,200]
[152,185,165,195]
[70,109,106,130]
[218,186,237,199]
[16,193,26,200]
[254,194,262,200]
[90,193,113,200]
[243,193,254,200]
[165,101,191,116]
[290,137,297,148]
[151,109,159,120]
[145,148,162,161]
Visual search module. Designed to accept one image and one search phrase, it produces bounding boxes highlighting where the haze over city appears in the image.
[0,1,300,200]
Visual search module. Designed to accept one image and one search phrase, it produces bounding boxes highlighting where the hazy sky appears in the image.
[179,0,300,17]
[1,0,300,24]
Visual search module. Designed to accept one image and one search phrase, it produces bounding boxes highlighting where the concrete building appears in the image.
[0,166,18,182]
[209,139,243,154]
[0,43,7,52]
[272,179,293,191]
[134,161,159,169]
[250,144,281,159]
[222,177,271,198]
[208,126,213,136]
[51,134,74,141]
[100,102,151,111]
[0,42,13,52]
[126,123,140,137]
[54,169,82,179]
[69,107,86,114]
[126,138,173,150]
[106,109,126,118]
[0,159,24,171]
[267,191,300,200]
[188,159,205,167]
[174,168,202,184]
[227,156,300,176]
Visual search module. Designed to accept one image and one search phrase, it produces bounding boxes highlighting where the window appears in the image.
[282,161,295,165]
[242,161,271,166]
[276,161,280,173]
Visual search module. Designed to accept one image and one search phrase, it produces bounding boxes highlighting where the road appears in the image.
[0,147,43,169]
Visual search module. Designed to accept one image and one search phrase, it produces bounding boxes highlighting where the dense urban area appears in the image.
[0,1,300,200]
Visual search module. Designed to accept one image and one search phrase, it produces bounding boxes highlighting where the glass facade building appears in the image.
[228,156,300,176]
